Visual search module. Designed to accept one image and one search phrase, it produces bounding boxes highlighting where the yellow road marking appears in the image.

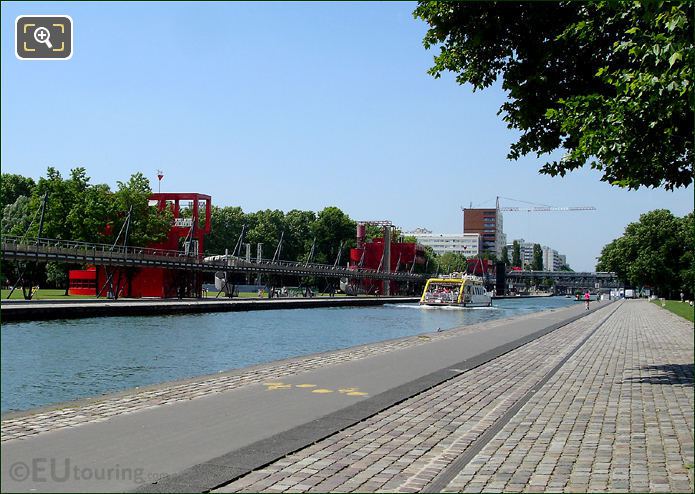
[263,382,366,396]
[263,382,292,390]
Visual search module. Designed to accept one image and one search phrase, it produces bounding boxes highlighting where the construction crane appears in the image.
[495,196,596,212]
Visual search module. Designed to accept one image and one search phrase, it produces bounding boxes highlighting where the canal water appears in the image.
[1,297,575,413]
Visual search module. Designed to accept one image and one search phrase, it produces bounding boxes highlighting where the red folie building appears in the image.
[68,266,97,295]
[68,193,211,298]
[344,223,426,295]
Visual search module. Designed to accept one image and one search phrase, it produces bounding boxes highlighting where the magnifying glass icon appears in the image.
[33,27,53,49]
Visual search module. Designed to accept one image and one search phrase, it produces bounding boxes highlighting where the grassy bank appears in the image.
[1,288,95,300]
[652,299,694,323]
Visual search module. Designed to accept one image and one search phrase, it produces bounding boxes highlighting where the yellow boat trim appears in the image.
[420,277,471,304]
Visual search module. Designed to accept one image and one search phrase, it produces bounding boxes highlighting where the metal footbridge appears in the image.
[505,269,621,289]
[1,235,425,283]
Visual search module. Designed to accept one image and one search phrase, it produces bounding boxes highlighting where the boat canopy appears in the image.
[420,275,484,304]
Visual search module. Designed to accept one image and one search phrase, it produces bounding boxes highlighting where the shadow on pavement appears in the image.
[623,363,694,386]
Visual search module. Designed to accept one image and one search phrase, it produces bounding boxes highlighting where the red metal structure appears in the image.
[68,267,97,295]
[68,193,212,298]
[345,222,426,295]
[466,258,495,276]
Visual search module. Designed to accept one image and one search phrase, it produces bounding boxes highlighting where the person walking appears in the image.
[584,290,591,310]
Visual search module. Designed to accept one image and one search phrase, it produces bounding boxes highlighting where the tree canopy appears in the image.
[532,244,544,271]
[437,252,468,274]
[2,168,449,289]
[414,1,693,190]
[512,240,521,268]
[1,173,35,210]
[596,209,693,297]
[501,245,510,266]
[7,168,171,247]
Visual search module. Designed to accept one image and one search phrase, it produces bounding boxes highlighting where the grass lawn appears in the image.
[652,299,694,323]
[1,288,96,300]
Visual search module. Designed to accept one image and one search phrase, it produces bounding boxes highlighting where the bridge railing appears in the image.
[1,235,424,281]
[1,235,203,260]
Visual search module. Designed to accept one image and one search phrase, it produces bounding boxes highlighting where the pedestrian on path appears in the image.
[584,290,591,310]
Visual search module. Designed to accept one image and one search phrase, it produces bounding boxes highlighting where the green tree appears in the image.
[596,209,688,297]
[312,206,356,265]
[501,245,510,266]
[246,209,286,259]
[532,244,544,271]
[207,205,246,255]
[64,170,115,244]
[284,209,317,262]
[2,195,33,236]
[437,252,468,274]
[29,167,72,239]
[414,1,693,190]
[46,261,68,290]
[481,251,497,262]
[512,240,521,268]
[420,245,438,274]
[26,167,111,242]
[1,173,35,210]
[1,196,33,287]
[77,184,115,243]
[677,212,695,297]
[113,173,171,247]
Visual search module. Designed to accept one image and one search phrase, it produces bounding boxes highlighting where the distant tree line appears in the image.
[2,169,445,290]
[2,168,172,290]
[7,168,555,291]
[596,209,694,298]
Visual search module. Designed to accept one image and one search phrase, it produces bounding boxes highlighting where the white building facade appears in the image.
[542,246,566,271]
[408,229,481,257]
[507,239,570,271]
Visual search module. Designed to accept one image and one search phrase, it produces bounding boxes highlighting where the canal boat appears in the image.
[419,274,492,308]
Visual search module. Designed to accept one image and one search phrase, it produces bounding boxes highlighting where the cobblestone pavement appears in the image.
[444,301,694,494]
[1,308,545,442]
[213,301,693,494]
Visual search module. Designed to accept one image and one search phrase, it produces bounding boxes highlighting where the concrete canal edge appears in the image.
[134,301,616,493]
[0,296,420,322]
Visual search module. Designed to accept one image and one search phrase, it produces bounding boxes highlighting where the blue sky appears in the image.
[2,1,692,271]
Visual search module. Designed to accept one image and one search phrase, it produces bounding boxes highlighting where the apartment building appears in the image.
[462,208,505,258]
[407,228,481,257]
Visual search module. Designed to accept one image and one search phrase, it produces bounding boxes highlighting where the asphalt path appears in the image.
[1,302,602,492]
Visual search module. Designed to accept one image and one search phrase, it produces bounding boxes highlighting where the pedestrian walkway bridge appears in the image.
[0,235,425,283]
[506,269,621,289]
